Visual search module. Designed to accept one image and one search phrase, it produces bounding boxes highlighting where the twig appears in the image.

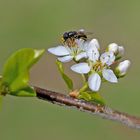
[34,86,140,130]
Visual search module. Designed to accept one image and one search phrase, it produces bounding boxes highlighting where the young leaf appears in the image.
[90,92,105,106]
[79,91,105,106]
[56,60,73,90]
[10,86,36,97]
[78,91,92,101]
[1,48,45,96]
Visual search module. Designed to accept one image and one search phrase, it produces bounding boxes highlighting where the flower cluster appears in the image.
[48,36,131,93]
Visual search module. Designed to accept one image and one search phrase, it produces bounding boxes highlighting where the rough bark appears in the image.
[35,86,140,130]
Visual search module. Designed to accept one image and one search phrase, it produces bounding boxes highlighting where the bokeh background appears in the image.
[0,0,140,140]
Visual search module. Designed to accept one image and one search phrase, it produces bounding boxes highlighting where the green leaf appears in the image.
[56,60,73,90]
[79,91,105,106]
[90,92,105,106]
[2,48,45,95]
[78,91,92,101]
[11,86,36,97]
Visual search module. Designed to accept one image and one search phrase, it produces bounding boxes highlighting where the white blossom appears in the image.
[108,43,125,56]
[116,60,131,76]
[48,42,84,63]
[75,38,100,61]
[48,38,100,63]
[71,49,118,92]
[48,35,130,92]
[100,51,115,66]
[108,43,119,54]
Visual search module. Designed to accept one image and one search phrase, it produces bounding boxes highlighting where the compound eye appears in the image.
[63,32,69,40]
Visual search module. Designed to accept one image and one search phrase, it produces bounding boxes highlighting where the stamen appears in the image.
[93,62,104,72]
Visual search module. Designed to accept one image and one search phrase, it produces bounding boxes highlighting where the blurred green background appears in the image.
[0,0,140,139]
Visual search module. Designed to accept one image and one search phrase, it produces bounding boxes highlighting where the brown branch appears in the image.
[34,86,140,130]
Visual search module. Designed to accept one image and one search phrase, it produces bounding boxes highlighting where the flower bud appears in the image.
[116,60,131,77]
[108,43,119,54]
[118,46,125,56]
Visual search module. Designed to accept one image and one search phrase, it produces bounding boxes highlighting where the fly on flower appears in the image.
[61,29,93,47]
[48,29,96,63]
[48,30,131,104]
[48,29,100,63]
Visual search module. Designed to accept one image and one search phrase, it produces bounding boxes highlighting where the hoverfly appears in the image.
[61,29,92,47]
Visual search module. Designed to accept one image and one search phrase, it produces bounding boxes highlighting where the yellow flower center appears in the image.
[93,61,104,72]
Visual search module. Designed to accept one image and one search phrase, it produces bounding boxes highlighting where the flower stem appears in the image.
[81,74,87,83]
[79,82,88,93]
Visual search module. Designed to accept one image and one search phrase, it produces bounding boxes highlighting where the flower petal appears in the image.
[58,55,73,63]
[75,52,87,61]
[75,39,89,51]
[86,40,100,62]
[100,51,115,66]
[48,46,70,56]
[88,73,101,92]
[89,39,100,50]
[102,69,118,83]
[75,39,85,47]
[71,63,90,74]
